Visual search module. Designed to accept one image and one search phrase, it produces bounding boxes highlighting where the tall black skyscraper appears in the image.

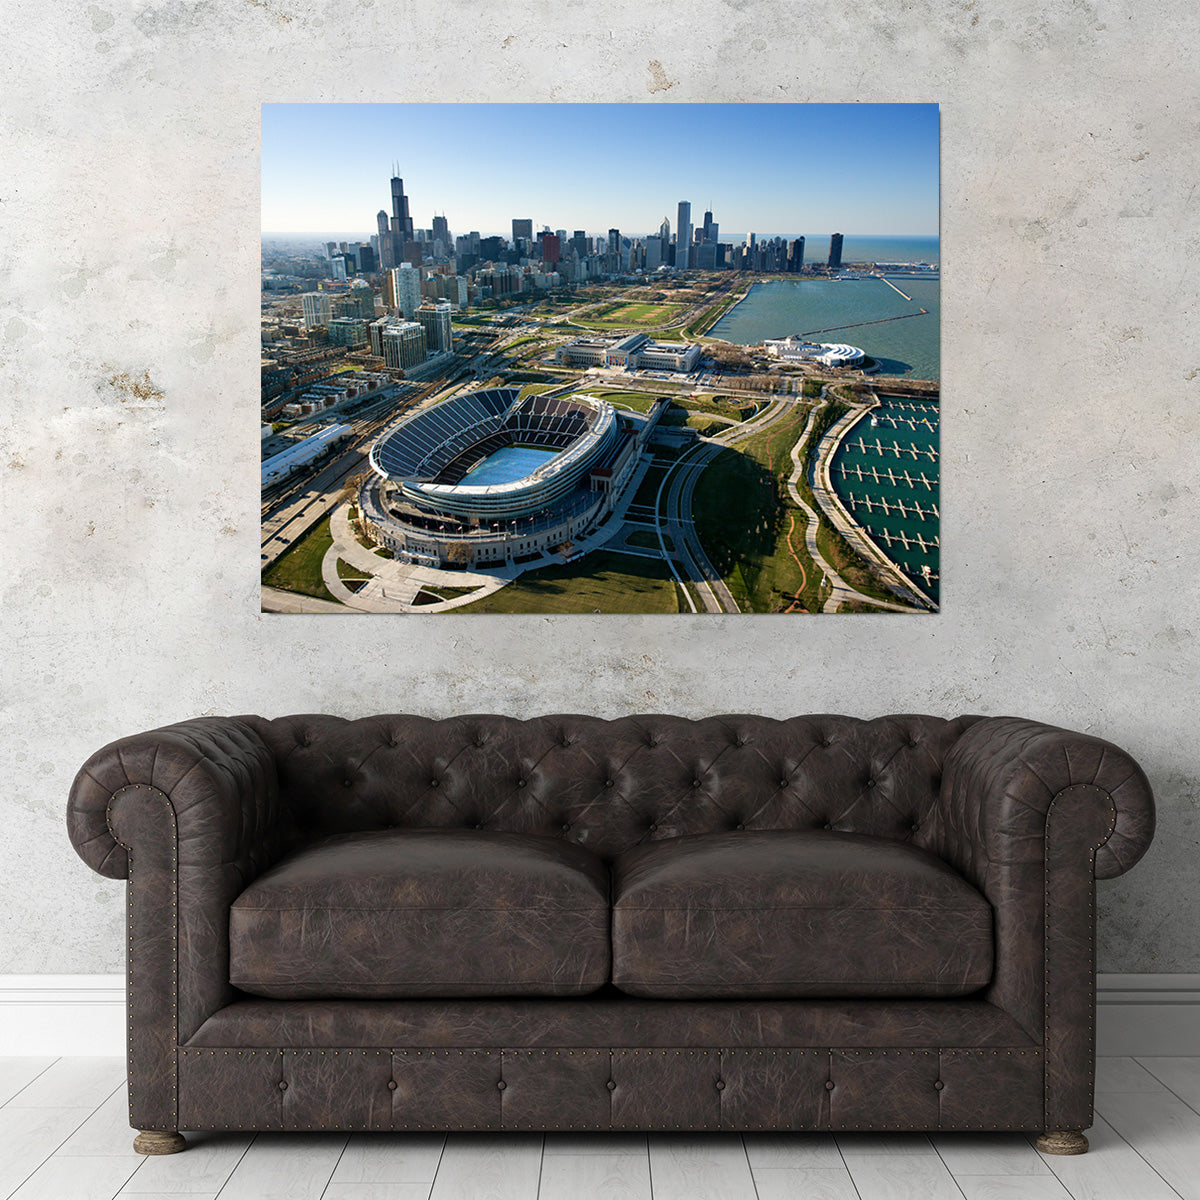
[390,175,414,241]
[828,232,844,270]
[788,237,805,273]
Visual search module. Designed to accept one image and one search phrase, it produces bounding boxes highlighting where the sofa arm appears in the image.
[934,716,1154,1133]
[67,716,284,882]
[936,716,1155,885]
[66,717,286,1134]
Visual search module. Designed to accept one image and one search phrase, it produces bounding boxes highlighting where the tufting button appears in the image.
[911,822,920,832]
[735,823,745,831]
[605,779,615,788]
[780,778,790,788]
[606,1080,616,1091]
[561,822,571,832]
[823,823,833,831]
[561,737,572,747]
[474,823,483,830]
[476,737,487,748]
[715,1080,725,1091]
[908,737,920,748]
[343,779,353,788]
[934,1080,944,1091]
[517,779,527,788]
[429,779,440,788]
[387,1080,398,1091]
[278,1081,288,1091]
[822,737,833,747]
[866,778,876,788]
[496,1080,507,1091]
[825,1080,835,1091]
[692,779,702,789]
[648,823,658,833]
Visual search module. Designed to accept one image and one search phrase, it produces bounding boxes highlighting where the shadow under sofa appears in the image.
[65,712,1155,1155]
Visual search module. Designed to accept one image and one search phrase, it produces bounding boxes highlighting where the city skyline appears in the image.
[262,104,939,239]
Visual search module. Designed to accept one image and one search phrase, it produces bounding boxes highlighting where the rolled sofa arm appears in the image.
[67,716,284,881]
[66,717,286,1133]
[934,716,1155,1133]
[936,716,1155,884]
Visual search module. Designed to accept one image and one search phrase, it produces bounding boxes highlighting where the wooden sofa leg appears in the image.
[133,1130,187,1155]
[1036,1130,1089,1155]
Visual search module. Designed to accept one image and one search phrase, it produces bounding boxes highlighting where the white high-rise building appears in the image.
[676,201,692,270]
[391,263,422,319]
[301,292,334,329]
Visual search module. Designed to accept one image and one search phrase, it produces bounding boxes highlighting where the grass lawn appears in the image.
[261,517,340,603]
[590,390,668,413]
[582,301,686,328]
[457,550,680,613]
[690,407,823,612]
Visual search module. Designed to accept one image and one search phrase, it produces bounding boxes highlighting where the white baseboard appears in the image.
[1,974,1197,1058]
[0,976,126,1055]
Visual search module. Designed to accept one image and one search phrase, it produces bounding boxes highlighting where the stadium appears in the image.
[360,387,648,570]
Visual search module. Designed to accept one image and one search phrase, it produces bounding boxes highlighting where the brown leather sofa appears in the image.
[66,713,1155,1156]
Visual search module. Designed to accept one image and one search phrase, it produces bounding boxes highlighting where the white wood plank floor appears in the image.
[1,1057,1197,1199]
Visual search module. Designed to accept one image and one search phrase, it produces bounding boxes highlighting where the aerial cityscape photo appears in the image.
[260,103,940,614]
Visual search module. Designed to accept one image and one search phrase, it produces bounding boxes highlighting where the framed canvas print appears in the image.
[260,103,939,614]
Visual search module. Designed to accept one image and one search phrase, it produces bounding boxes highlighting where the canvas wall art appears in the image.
[260,103,939,614]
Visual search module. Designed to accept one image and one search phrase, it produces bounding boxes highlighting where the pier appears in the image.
[799,309,929,338]
[876,276,913,301]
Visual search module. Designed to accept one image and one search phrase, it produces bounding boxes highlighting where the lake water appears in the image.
[829,395,940,606]
[463,445,558,486]
[710,275,940,380]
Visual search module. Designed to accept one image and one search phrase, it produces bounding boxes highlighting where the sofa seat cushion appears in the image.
[612,830,993,1000]
[229,829,611,999]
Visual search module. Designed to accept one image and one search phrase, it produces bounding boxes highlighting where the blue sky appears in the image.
[261,104,939,239]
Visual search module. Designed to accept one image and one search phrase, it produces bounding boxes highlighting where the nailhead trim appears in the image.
[108,784,178,1135]
[1043,784,1117,1130]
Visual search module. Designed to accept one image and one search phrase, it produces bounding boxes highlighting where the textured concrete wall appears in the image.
[2,0,1196,975]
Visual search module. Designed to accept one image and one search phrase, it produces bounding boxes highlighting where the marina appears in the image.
[829,393,940,604]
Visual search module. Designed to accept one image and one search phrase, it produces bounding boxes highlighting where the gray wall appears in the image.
[2,0,1196,976]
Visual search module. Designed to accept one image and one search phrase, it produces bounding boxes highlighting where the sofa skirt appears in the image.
[166,996,1048,1134]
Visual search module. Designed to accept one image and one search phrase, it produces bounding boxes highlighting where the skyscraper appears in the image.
[659,216,670,245]
[828,233,843,270]
[391,175,414,240]
[391,263,422,320]
[416,301,453,355]
[512,218,533,244]
[702,210,714,243]
[788,237,805,273]
[541,233,560,266]
[431,214,450,253]
[676,201,692,269]
[301,292,333,329]
[387,173,414,271]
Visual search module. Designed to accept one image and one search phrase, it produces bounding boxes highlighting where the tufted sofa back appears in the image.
[243,714,981,862]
